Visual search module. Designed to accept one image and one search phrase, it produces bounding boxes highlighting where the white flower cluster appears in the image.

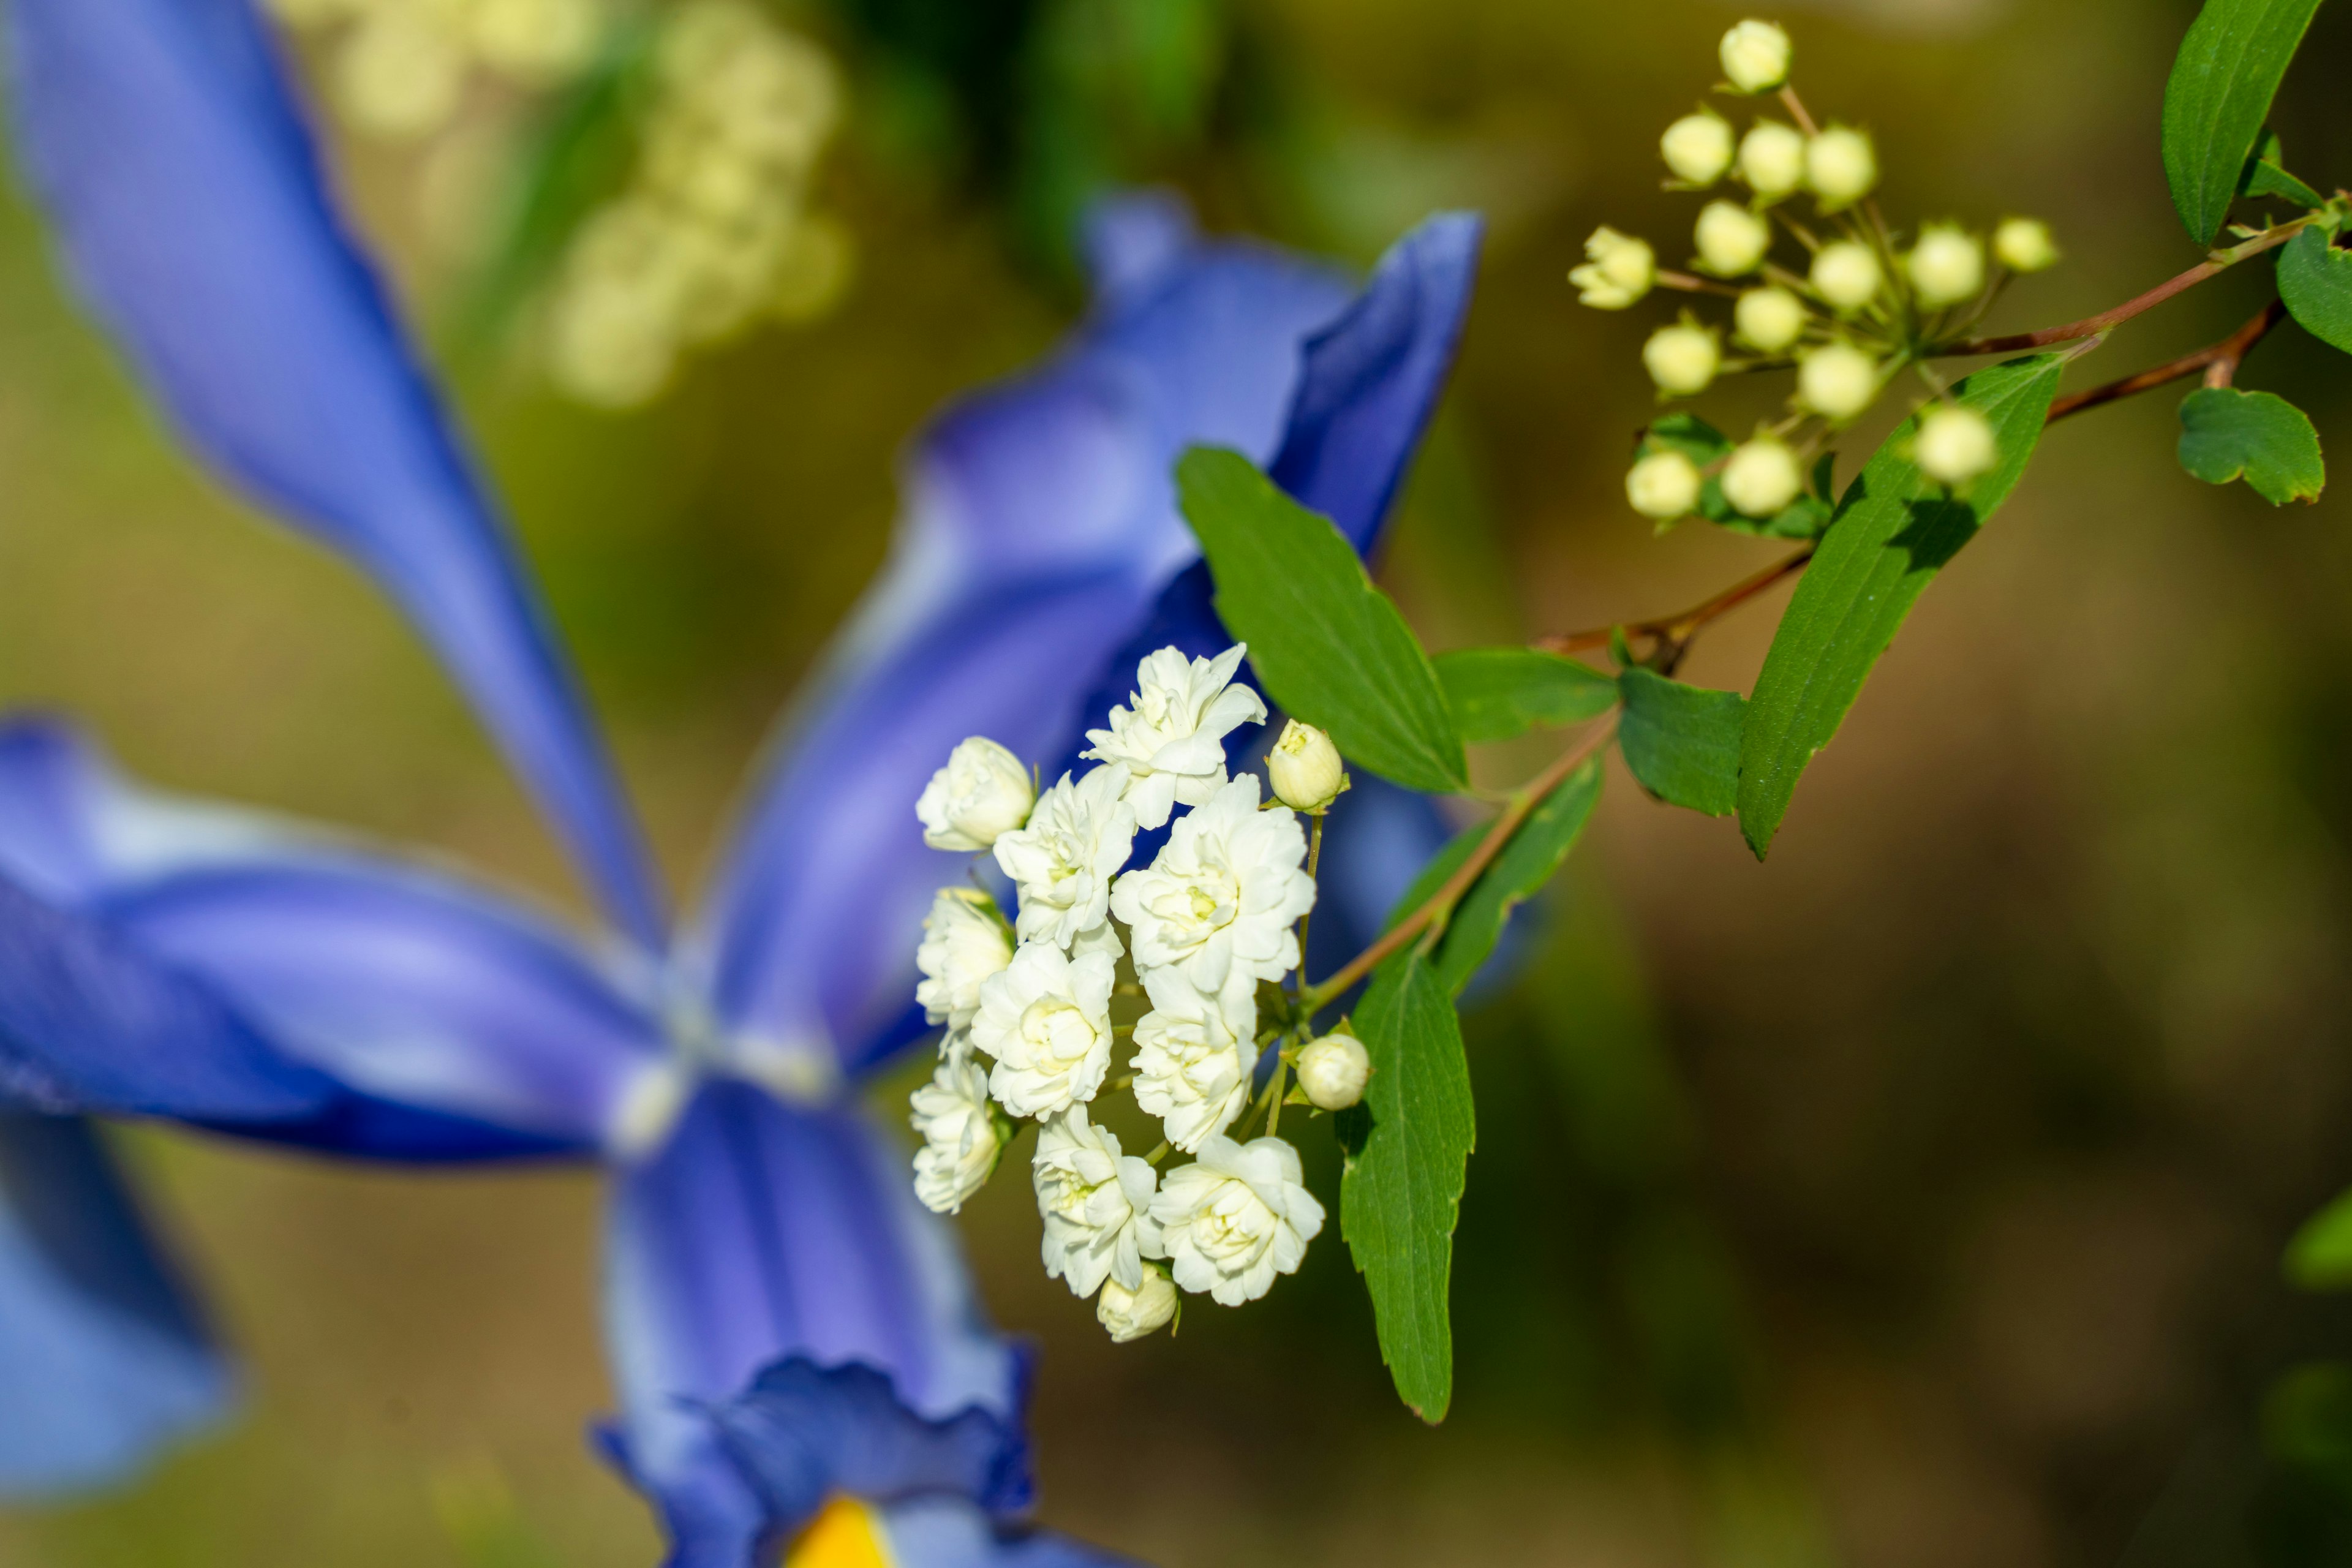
[907,644,1336,1340]
[1580,20,2064,526]
[543,0,852,408]
[267,0,603,142]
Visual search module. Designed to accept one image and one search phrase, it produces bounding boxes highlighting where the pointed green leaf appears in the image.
[1340,953,1474,1422]
[1178,448,1468,793]
[2162,0,2324,245]
[2178,386,2325,503]
[1434,647,1618,744]
[1382,758,1606,995]
[2280,222,2352,356]
[1619,669,1745,816]
[2239,129,2326,208]
[2288,1186,2352,1289]
[1738,354,2065,858]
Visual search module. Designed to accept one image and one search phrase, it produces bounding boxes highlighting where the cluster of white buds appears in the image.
[543,0,851,407]
[1577,20,2060,526]
[266,0,604,141]
[908,648,1361,1341]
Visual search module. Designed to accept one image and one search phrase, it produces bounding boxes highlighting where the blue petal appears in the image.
[707,1359,1030,1539]
[1267,213,1485,551]
[0,1114,235,1498]
[876,1498,1147,1568]
[601,1082,1021,1567]
[2,0,665,947]
[0,718,662,1157]
[696,216,1355,1070]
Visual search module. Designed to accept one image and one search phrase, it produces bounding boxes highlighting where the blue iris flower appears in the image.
[0,0,1480,1559]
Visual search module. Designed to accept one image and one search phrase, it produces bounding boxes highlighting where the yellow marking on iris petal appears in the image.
[787,1496,895,1568]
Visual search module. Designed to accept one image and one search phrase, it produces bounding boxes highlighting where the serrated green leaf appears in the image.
[1434,647,1618,744]
[1383,758,1605,995]
[1340,953,1474,1422]
[2287,1186,2352,1289]
[1178,448,1468,793]
[2239,129,2327,207]
[2280,222,2352,355]
[1618,668,1744,816]
[1738,354,2065,858]
[2162,0,2324,245]
[2178,386,2325,503]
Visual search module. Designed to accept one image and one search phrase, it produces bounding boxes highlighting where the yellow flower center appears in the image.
[788,1496,895,1568]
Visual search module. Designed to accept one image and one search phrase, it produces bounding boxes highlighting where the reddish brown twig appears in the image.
[1536,546,1815,671]
[1944,222,2309,356]
[2046,298,2288,421]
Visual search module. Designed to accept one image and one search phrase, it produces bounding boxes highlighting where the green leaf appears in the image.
[2279,222,2352,356]
[2177,386,2326,503]
[2161,0,2324,244]
[1384,758,1607,995]
[1618,668,1744,816]
[1177,448,1468,793]
[1340,953,1474,1422]
[1738,353,2066,858]
[2266,1362,2352,1485]
[1643,412,1732,464]
[1433,648,1618,744]
[2239,129,2327,208]
[2286,1186,2352,1289]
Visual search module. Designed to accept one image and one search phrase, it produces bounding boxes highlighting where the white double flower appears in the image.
[909,1052,1001,1215]
[916,735,1035,851]
[914,887,1011,1030]
[1129,968,1256,1154]
[971,941,1117,1119]
[992,765,1137,955]
[1032,1106,1163,1298]
[1111,774,1313,993]
[1081,644,1267,831]
[1151,1135,1326,1306]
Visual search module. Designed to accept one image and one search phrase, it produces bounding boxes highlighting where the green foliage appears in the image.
[1340,952,1476,1422]
[2161,0,2325,245]
[1618,669,1744,817]
[1738,353,2066,858]
[1177,447,1468,793]
[2178,386,2326,503]
[1386,758,1607,995]
[2286,1185,2352,1288]
[2240,130,2327,208]
[1434,647,1618,743]
[1642,415,1833,539]
[2267,1363,2352,1485]
[2280,222,2352,356]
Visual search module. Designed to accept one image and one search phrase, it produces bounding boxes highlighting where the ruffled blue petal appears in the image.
[0,718,661,1157]
[2,0,665,947]
[601,1082,1020,1567]
[696,208,1354,1069]
[0,1114,235,1498]
[876,1498,1147,1567]
[708,1359,1030,1539]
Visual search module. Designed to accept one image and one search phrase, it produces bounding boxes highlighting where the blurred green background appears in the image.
[3,0,2351,1562]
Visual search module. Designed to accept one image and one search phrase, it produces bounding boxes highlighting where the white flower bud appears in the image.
[1626,450,1704,520]
[1719,20,1792,94]
[1994,217,2060,273]
[1569,226,1656,309]
[1737,121,1806,200]
[1661,110,1735,186]
[1734,286,1807,353]
[917,737,1035,852]
[1804,126,1877,209]
[1295,1033,1371,1112]
[1721,437,1803,517]
[915,888,1012,1029]
[1694,201,1771,277]
[1907,225,1985,309]
[1796,342,1879,420]
[1914,405,1998,485]
[1267,720,1347,813]
[1097,1265,1179,1343]
[1809,240,1883,314]
[1642,321,1721,397]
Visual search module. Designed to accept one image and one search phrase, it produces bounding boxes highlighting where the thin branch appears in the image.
[2046,299,2287,422]
[1657,268,1744,298]
[1302,722,1618,1011]
[1777,85,1820,138]
[1943,221,2309,356]
[1536,547,1815,665]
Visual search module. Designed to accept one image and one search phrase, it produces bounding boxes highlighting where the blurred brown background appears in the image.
[3,0,2350,1562]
